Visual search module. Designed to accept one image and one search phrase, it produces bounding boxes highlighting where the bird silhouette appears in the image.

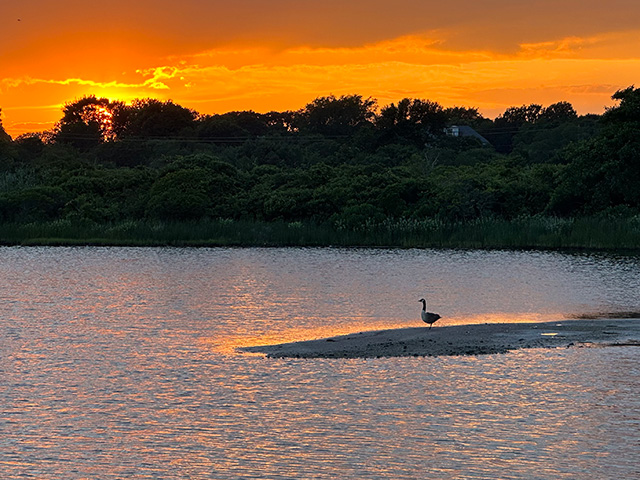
[419,298,441,329]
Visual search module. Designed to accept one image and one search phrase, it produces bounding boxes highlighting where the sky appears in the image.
[1,0,640,138]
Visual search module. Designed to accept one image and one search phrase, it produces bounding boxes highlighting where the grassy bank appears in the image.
[1,216,640,250]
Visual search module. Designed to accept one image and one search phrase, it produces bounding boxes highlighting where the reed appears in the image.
[1,216,639,250]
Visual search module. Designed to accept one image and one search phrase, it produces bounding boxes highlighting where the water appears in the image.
[1,247,639,479]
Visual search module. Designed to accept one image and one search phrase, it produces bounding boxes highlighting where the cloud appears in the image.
[1,76,170,91]
[2,28,640,137]
[131,33,639,100]
[518,30,640,59]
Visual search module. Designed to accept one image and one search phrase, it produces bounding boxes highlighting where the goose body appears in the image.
[419,298,441,329]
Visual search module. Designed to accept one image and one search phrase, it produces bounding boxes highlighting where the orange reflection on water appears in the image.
[210,318,420,356]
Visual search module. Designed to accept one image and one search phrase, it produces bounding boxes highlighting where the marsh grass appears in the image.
[1,215,640,250]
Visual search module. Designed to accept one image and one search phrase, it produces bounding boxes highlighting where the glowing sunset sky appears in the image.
[1,0,640,137]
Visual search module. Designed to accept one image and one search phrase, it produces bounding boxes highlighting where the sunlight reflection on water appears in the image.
[1,246,639,478]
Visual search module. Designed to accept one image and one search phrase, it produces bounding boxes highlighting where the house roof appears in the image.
[448,125,491,145]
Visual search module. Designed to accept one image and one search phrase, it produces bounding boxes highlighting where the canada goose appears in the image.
[419,298,441,329]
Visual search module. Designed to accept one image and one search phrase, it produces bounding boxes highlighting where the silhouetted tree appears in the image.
[112,98,197,138]
[221,111,270,136]
[498,104,543,126]
[5,87,639,234]
[294,94,377,136]
[407,99,448,131]
[14,133,46,163]
[263,110,296,133]
[197,115,250,143]
[0,108,16,167]
[603,86,640,124]
[379,98,447,131]
[52,96,123,149]
[444,106,484,125]
[489,104,543,153]
[0,108,11,143]
[538,101,578,123]
[377,98,448,146]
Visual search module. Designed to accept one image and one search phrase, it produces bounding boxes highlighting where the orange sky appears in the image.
[2,0,640,138]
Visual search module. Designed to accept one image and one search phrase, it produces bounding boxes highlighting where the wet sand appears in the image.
[241,319,640,358]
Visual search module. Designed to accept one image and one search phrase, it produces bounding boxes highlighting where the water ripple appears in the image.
[1,247,639,478]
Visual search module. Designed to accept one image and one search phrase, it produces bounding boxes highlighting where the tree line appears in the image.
[0,87,638,233]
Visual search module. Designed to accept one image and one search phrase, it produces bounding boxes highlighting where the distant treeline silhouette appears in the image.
[0,87,639,247]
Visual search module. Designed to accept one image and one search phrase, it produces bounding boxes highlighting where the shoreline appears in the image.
[2,216,640,252]
[2,239,640,257]
[240,319,640,358]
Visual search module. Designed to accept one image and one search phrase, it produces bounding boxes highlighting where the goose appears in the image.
[419,298,441,329]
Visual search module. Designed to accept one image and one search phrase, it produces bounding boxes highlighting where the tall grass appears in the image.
[1,216,640,250]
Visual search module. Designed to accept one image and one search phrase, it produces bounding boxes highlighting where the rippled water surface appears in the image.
[1,247,639,479]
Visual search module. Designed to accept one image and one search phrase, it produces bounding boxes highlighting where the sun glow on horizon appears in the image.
[2,6,640,138]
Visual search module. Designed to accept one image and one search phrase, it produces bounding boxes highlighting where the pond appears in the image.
[1,247,639,478]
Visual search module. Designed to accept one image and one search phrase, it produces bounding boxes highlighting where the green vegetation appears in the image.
[2,216,639,250]
[1,88,640,250]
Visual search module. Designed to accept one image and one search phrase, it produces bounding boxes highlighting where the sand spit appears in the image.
[241,319,640,358]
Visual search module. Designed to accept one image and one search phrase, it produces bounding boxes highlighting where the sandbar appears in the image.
[241,319,640,358]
